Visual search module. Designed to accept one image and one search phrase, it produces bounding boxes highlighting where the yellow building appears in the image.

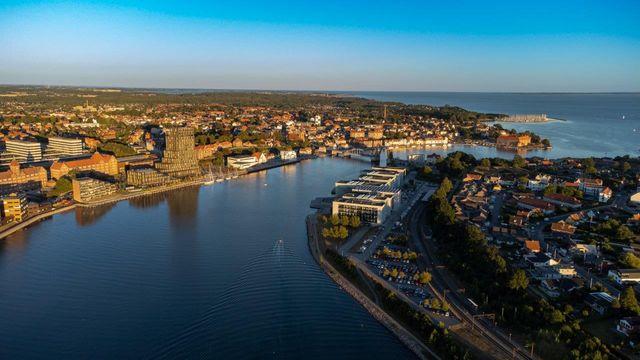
[496,134,531,148]
[2,193,27,222]
[50,152,119,179]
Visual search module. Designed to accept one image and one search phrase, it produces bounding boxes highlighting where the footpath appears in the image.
[306,214,440,360]
[0,204,76,239]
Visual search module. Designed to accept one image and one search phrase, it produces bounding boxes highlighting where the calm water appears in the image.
[347,92,640,159]
[0,158,414,359]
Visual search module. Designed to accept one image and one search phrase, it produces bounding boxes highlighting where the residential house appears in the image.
[524,240,541,253]
[517,197,556,215]
[543,193,582,209]
[585,292,615,315]
[608,269,640,286]
[617,317,640,337]
[550,221,577,236]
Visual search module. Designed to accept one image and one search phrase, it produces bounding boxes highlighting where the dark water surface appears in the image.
[0,158,414,359]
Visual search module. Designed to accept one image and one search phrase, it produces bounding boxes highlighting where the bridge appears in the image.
[341,147,387,164]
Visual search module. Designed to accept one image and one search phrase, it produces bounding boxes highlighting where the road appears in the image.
[409,202,536,360]
[341,181,436,261]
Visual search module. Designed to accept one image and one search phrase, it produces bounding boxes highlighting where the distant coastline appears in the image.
[494,117,566,124]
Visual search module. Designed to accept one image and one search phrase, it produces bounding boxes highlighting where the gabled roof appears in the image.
[524,240,541,252]
[551,221,576,235]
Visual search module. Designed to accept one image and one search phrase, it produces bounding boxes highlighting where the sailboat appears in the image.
[203,164,215,185]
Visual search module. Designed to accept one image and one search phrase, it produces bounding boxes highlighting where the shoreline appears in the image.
[491,117,565,124]
[387,141,550,152]
[0,204,76,240]
[0,156,313,239]
[305,215,438,360]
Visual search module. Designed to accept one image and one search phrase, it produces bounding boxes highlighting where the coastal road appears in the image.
[409,202,536,360]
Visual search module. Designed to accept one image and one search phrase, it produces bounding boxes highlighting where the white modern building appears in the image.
[46,137,84,158]
[332,196,391,225]
[331,166,407,225]
[227,153,266,170]
[4,139,43,163]
[279,150,297,160]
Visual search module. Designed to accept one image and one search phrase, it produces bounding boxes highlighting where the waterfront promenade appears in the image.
[0,204,76,240]
[306,214,438,360]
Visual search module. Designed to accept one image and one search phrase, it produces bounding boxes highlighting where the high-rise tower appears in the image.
[155,127,200,178]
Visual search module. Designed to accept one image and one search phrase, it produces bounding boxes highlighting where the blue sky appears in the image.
[1,0,639,91]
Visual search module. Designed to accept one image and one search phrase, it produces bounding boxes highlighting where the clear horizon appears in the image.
[3,83,640,94]
[1,0,639,92]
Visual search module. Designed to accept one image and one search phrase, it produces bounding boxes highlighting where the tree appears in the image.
[512,155,526,168]
[518,176,529,185]
[620,252,640,269]
[418,271,432,284]
[508,269,529,291]
[541,138,551,147]
[330,215,340,226]
[543,185,558,196]
[616,225,635,243]
[340,215,350,227]
[48,175,73,197]
[611,298,621,310]
[622,161,631,173]
[620,286,640,315]
[441,177,453,194]
[98,141,137,157]
[584,157,597,174]
[349,216,361,228]
[480,158,491,168]
[431,298,441,310]
[548,309,565,324]
[423,166,432,176]
[337,226,349,239]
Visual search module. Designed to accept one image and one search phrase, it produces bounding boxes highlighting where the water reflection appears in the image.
[0,230,28,255]
[166,186,199,228]
[74,203,116,227]
[123,186,200,227]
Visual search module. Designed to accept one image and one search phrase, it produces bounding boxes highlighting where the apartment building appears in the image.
[72,177,117,202]
[1,192,28,222]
